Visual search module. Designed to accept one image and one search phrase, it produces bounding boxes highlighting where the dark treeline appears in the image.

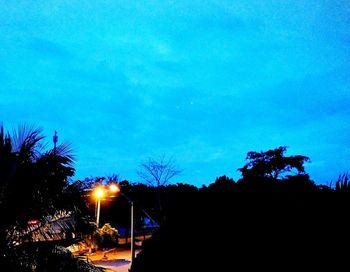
[89,171,350,271]
[124,148,350,271]
[127,176,350,271]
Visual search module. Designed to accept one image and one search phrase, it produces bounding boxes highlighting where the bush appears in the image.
[95,223,119,249]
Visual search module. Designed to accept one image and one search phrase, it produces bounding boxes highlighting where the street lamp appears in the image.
[93,186,105,228]
[92,183,135,265]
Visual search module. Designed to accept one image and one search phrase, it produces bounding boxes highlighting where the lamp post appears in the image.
[92,183,135,265]
[94,187,105,228]
[119,191,135,265]
[111,185,135,265]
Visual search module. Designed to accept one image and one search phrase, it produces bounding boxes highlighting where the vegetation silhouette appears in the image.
[238,146,310,179]
[137,156,182,224]
[0,125,98,271]
[129,147,350,272]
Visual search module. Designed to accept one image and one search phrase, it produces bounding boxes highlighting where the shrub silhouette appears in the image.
[96,223,119,249]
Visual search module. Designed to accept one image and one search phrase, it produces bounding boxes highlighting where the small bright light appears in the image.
[109,183,120,193]
[94,187,105,199]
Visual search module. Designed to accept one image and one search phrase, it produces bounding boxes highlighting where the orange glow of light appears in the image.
[94,187,105,199]
[109,183,120,193]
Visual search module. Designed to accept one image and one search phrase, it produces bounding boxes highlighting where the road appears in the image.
[87,247,141,272]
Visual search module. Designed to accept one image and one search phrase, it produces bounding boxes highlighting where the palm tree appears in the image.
[0,124,97,271]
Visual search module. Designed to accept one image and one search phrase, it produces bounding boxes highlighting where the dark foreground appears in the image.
[130,179,350,271]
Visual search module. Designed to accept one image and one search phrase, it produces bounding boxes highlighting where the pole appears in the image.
[120,192,135,270]
[96,199,101,228]
[130,201,135,266]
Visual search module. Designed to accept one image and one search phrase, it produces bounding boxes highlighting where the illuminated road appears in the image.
[88,247,141,272]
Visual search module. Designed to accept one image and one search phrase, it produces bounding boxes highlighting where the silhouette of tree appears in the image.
[238,146,310,179]
[137,156,182,186]
[0,124,93,271]
[0,125,75,226]
[137,156,182,223]
[130,168,350,272]
[207,175,235,192]
[80,174,120,190]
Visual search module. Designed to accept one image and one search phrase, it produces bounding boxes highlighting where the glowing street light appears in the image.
[94,187,105,199]
[92,183,135,265]
[109,183,120,193]
[93,186,106,228]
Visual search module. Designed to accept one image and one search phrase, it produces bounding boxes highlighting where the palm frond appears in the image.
[11,124,45,162]
[49,142,75,164]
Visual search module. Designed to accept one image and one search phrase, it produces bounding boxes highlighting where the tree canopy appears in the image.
[237,146,310,179]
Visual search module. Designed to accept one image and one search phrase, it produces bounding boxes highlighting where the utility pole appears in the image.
[120,192,135,268]
[130,201,135,266]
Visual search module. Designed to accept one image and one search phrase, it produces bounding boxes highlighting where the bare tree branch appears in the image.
[137,156,182,186]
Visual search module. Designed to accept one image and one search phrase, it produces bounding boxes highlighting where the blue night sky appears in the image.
[1,1,350,186]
